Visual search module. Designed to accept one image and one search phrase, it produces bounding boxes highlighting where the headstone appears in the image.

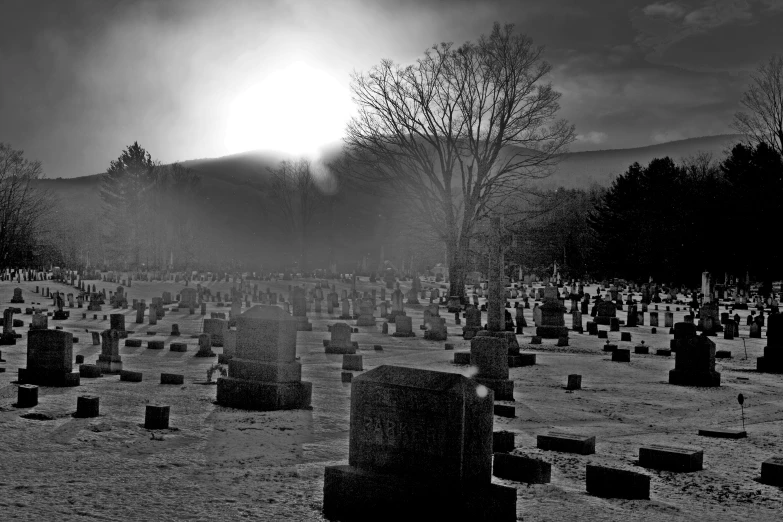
[203,318,227,347]
[535,298,568,339]
[30,313,48,330]
[698,300,722,335]
[326,322,356,354]
[424,316,448,341]
[10,287,24,304]
[669,323,720,387]
[322,365,515,521]
[470,337,513,400]
[463,307,482,340]
[96,329,123,373]
[216,305,312,410]
[291,287,312,331]
[593,300,616,325]
[392,315,416,337]
[356,298,376,327]
[18,330,80,386]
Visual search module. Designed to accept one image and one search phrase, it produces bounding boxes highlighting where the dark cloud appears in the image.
[1,0,781,176]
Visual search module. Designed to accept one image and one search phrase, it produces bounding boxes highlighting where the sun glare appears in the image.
[224,61,353,156]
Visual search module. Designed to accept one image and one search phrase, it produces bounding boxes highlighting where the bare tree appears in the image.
[0,142,52,268]
[732,54,783,157]
[334,23,575,300]
[266,158,328,271]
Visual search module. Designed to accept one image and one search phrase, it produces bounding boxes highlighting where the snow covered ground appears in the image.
[1,277,781,521]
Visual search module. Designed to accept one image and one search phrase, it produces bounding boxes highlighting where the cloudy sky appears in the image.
[1,0,781,178]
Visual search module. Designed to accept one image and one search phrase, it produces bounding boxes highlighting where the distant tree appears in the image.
[732,54,783,158]
[0,142,52,268]
[589,158,695,284]
[507,185,604,280]
[99,142,157,268]
[720,142,783,289]
[266,158,329,271]
[334,22,575,300]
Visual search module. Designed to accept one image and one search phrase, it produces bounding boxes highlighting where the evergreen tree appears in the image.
[99,142,157,268]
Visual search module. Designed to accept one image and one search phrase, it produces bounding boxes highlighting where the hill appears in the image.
[34,134,746,269]
[538,134,744,190]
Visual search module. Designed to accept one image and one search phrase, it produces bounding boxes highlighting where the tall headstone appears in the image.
[0,308,16,345]
[291,287,312,331]
[487,217,504,332]
[388,285,406,323]
[96,329,123,373]
[135,300,146,324]
[216,305,312,411]
[463,307,481,340]
[322,365,515,521]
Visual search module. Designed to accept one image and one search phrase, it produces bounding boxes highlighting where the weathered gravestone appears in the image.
[536,287,568,339]
[322,365,515,521]
[18,329,80,386]
[96,329,123,373]
[203,318,227,347]
[179,288,198,309]
[699,301,722,335]
[593,300,616,326]
[462,306,482,340]
[216,305,312,411]
[388,285,406,323]
[30,313,48,330]
[392,315,416,337]
[356,298,376,327]
[109,313,127,339]
[291,287,312,331]
[669,322,720,387]
[470,337,513,400]
[424,316,448,341]
[326,322,356,354]
[11,287,24,304]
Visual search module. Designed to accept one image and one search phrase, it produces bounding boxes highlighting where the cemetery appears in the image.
[4,5,783,520]
[1,268,783,521]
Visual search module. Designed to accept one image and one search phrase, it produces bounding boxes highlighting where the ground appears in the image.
[0,277,781,521]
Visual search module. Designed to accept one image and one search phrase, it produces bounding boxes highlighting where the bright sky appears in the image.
[2,0,782,177]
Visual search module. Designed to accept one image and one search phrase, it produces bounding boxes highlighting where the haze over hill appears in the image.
[42,134,744,190]
[36,134,745,270]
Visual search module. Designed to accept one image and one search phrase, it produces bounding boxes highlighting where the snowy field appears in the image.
[1,277,781,521]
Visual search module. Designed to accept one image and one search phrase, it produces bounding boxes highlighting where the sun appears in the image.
[225,61,353,156]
